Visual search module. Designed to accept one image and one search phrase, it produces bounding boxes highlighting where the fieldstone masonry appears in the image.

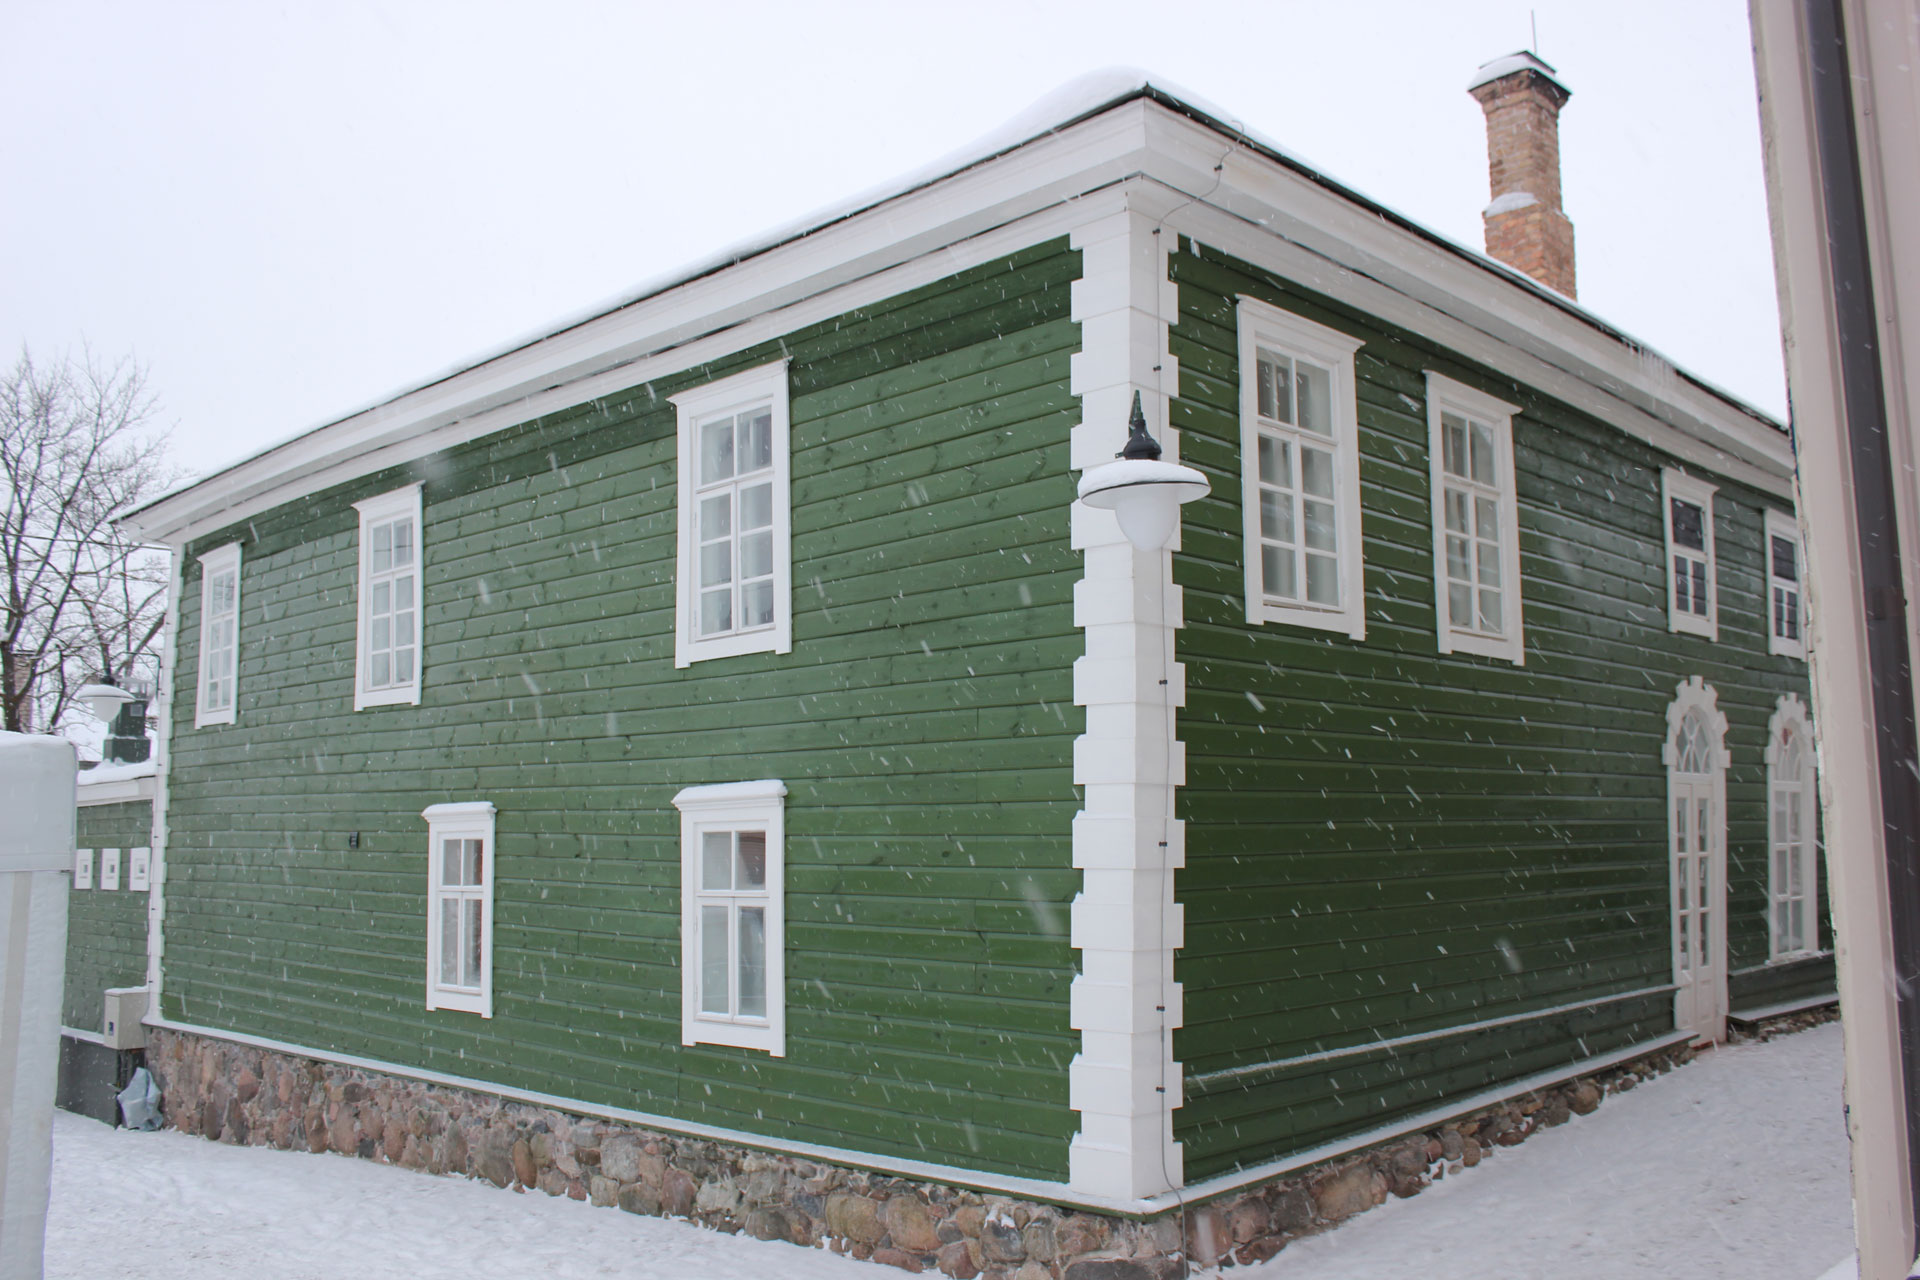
[146,1028,1711,1275]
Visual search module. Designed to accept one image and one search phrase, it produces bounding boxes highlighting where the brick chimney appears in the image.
[1468,52,1576,298]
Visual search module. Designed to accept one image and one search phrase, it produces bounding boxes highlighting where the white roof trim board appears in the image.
[123,69,1787,543]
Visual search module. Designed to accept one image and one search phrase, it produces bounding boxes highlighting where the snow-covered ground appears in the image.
[1257,1022,1854,1280]
[44,1024,1852,1279]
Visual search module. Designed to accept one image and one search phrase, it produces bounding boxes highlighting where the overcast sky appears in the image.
[3,0,1783,482]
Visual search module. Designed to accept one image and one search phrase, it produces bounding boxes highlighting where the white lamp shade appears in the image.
[76,683,134,724]
[1077,459,1210,550]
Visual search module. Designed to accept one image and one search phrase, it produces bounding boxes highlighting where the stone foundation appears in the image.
[146,1028,1704,1276]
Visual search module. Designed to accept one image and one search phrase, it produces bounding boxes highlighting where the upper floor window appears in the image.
[672,779,787,1056]
[670,362,793,668]
[1765,509,1806,660]
[353,484,423,708]
[1236,297,1366,639]
[196,543,241,726]
[1662,469,1718,641]
[1425,373,1524,664]
[423,801,495,1017]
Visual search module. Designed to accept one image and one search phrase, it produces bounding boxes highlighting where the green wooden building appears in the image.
[121,68,1827,1226]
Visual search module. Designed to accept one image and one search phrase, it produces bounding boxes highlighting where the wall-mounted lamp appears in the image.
[1076,392,1210,550]
[76,683,134,725]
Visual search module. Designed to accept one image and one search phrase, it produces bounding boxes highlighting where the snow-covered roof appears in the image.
[1467,51,1570,96]
[76,760,158,787]
[123,68,1784,539]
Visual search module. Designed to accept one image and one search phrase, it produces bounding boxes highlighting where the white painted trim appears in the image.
[122,98,1788,550]
[59,1026,108,1047]
[1235,297,1367,639]
[352,484,425,710]
[1662,469,1719,641]
[147,547,183,1002]
[1066,191,1187,1200]
[1764,508,1809,660]
[1424,372,1525,664]
[672,781,786,1056]
[193,543,241,727]
[669,362,793,668]
[422,800,496,1019]
[1765,693,1819,962]
[1188,983,1675,1086]
[76,771,156,806]
[1664,676,1730,1043]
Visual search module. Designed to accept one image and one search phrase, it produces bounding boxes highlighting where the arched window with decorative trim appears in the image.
[1664,677,1729,1044]
[1766,694,1818,960]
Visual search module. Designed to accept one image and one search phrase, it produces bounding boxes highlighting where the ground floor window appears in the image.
[423,801,496,1017]
[672,780,787,1056]
[1767,694,1818,959]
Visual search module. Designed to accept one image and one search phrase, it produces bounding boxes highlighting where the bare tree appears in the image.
[1,348,174,736]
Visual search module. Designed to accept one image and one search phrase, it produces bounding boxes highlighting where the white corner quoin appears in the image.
[1067,194,1190,1201]
[0,731,78,1280]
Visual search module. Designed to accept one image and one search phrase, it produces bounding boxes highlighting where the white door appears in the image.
[1670,708,1727,1042]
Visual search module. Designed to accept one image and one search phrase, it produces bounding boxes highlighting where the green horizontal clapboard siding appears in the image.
[65,799,153,1031]
[1166,236,1827,1179]
[162,239,1085,1180]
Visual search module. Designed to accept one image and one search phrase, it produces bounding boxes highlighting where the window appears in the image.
[1662,469,1718,640]
[1664,677,1728,1043]
[423,801,495,1016]
[353,485,424,708]
[74,848,93,890]
[196,543,241,726]
[1236,297,1367,639]
[1425,373,1524,664]
[670,362,793,667]
[1766,509,1807,659]
[672,780,786,1055]
[100,847,121,891]
[1767,695,1818,959]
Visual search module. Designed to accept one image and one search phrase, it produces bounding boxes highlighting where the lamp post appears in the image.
[1076,393,1209,550]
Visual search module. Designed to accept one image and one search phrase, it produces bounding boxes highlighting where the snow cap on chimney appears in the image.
[1468,51,1576,298]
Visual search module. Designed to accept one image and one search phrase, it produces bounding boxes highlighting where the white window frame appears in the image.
[423,801,496,1017]
[1766,695,1819,961]
[1662,469,1719,641]
[670,362,793,668]
[672,779,787,1056]
[1236,297,1367,639]
[195,543,241,727]
[129,846,151,892]
[1765,508,1808,660]
[1424,373,1525,664]
[74,848,93,890]
[353,484,425,709]
[99,847,121,891]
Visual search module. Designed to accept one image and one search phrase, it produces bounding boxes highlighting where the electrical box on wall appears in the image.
[103,987,148,1050]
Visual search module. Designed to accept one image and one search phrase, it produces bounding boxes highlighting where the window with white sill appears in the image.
[1236,297,1367,639]
[1663,470,1718,640]
[673,780,786,1055]
[196,542,241,726]
[1766,509,1807,660]
[670,363,792,667]
[353,485,423,708]
[423,801,495,1017]
[1425,373,1524,664]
